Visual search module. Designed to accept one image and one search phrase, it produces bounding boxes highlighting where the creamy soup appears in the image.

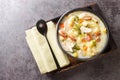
[58,11,108,59]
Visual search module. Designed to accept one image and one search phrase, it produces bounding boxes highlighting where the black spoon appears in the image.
[36,19,60,70]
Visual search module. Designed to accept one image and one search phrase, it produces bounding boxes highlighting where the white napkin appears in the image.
[25,21,70,74]
[47,21,70,67]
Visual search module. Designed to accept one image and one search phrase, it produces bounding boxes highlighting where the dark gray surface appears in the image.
[0,0,120,80]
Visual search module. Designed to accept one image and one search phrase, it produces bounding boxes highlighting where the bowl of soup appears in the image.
[56,8,109,61]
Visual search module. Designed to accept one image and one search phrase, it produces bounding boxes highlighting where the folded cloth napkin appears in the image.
[47,21,70,67]
[25,21,70,74]
[26,28,57,74]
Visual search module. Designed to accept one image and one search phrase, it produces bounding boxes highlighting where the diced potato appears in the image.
[74,31,79,37]
[68,29,79,37]
[92,27,100,33]
[68,30,73,35]
[87,21,98,28]
[73,52,78,57]
[86,48,94,57]
[103,28,107,34]
[82,21,88,26]
[90,52,95,57]
[77,35,82,43]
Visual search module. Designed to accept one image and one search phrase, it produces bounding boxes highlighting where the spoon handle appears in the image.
[44,35,60,70]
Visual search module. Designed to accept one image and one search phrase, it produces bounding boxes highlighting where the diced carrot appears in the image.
[60,23,64,28]
[83,46,88,51]
[81,38,87,42]
[59,30,67,38]
[95,32,101,36]
[68,35,76,42]
[96,37,101,42]
[82,16,92,20]
[87,34,92,41]
[79,19,83,23]
[81,34,92,42]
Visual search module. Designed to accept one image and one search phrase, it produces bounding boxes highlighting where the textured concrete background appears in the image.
[0,0,120,80]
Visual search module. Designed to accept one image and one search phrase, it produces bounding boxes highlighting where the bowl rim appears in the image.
[56,7,110,61]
